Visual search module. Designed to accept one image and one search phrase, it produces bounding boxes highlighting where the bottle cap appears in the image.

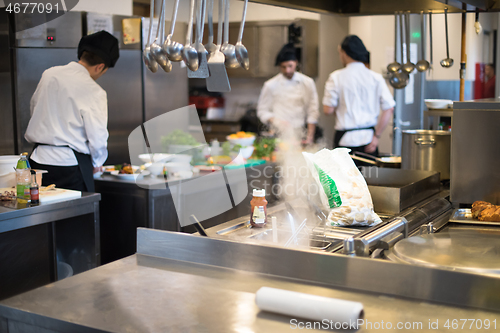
[31,170,36,175]
[253,189,265,197]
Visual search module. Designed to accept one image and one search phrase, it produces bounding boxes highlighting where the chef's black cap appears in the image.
[275,43,298,66]
[341,35,369,63]
[78,31,119,68]
[361,51,370,65]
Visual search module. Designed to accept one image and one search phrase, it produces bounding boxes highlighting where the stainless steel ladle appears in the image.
[390,12,409,89]
[151,0,172,72]
[235,0,249,70]
[182,0,199,71]
[387,12,401,73]
[416,11,430,72]
[221,0,240,69]
[143,0,158,73]
[164,0,184,62]
[401,12,415,74]
[204,0,217,60]
[440,8,454,68]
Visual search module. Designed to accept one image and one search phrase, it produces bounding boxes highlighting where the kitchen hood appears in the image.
[249,0,499,15]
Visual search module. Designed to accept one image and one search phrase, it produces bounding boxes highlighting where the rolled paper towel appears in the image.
[255,287,364,324]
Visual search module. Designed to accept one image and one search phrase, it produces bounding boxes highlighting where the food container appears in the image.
[226,135,256,147]
[424,99,453,109]
[401,130,451,180]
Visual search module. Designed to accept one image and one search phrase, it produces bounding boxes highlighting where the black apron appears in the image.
[334,126,376,149]
[31,143,95,192]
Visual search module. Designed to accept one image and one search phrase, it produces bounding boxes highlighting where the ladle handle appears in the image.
[399,12,404,64]
[207,0,214,44]
[405,11,411,63]
[394,12,398,61]
[420,11,425,59]
[147,0,155,46]
[194,0,200,45]
[195,0,206,45]
[217,0,224,45]
[168,0,180,36]
[186,0,196,45]
[444,8,450,58]
[223,0,229,45]
[429,11,433,64]
[237,0,248,43]
[155,0,165,40]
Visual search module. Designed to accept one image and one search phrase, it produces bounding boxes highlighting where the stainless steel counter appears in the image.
[1,228,499,333]
[95,163,277,264]
[0,193,101,300]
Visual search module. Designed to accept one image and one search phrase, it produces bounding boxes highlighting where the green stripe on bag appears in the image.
[314,163,342,208]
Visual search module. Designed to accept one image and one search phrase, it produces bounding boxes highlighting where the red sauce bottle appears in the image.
[250,189,267,228]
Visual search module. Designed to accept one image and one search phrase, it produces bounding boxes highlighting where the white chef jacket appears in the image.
[25,62,109,167]
[323,62,396,147]
[257,72,319,129]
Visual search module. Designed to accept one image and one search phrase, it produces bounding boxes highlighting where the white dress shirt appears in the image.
[25,62,109,167]
[323,62,396,147]
[257,72,319,129]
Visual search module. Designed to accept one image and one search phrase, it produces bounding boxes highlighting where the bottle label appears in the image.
[253,206,266,224]
[31,188,39,201]
[17,184,31,199]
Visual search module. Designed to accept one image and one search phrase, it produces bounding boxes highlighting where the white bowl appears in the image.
[146,162,165,176]
[238,146,255,159]
[226,135,256,147]
[169,154,193,164]
[424,99,453,109]
[165,162,192,174]
[138,153,172,164]
[110,170,150,181]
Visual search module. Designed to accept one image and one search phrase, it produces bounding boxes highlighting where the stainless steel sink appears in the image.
[209,202,368,253]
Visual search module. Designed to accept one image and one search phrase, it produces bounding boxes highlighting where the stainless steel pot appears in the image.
[401,130,451,180]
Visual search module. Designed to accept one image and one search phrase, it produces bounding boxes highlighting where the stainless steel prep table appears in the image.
[0,228,499,333]
[0,193,101,300]
[95,163,277,264]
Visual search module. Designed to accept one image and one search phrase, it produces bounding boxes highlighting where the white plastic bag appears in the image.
[302,148,381,226]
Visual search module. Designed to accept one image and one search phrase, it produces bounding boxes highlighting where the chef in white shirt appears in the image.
[323,35,395,156]
[25,31,119,192]
[257,43,319,144]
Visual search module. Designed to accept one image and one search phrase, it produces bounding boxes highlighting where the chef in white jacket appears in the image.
[257,43,319,144]
[323,35,395,156]
[25,31,119,192]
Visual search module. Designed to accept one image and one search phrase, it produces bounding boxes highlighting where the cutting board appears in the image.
[0,187,82,203]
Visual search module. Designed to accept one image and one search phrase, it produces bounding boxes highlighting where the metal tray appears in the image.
[449,208,500,226]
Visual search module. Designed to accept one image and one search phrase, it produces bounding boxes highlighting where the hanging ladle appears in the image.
[440,8,454,68]
[151,0,172,72]
[204,0,217,60]
[221,0,240,69]
[401,11,415,74]
[416,11,430,72]
[387,12,401,73]
[235,0,249,70]
[164,0,184,61]
[143,0,158,73]
[182,0,199,71]
[390,12,409,89]
[429,11,433,72]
